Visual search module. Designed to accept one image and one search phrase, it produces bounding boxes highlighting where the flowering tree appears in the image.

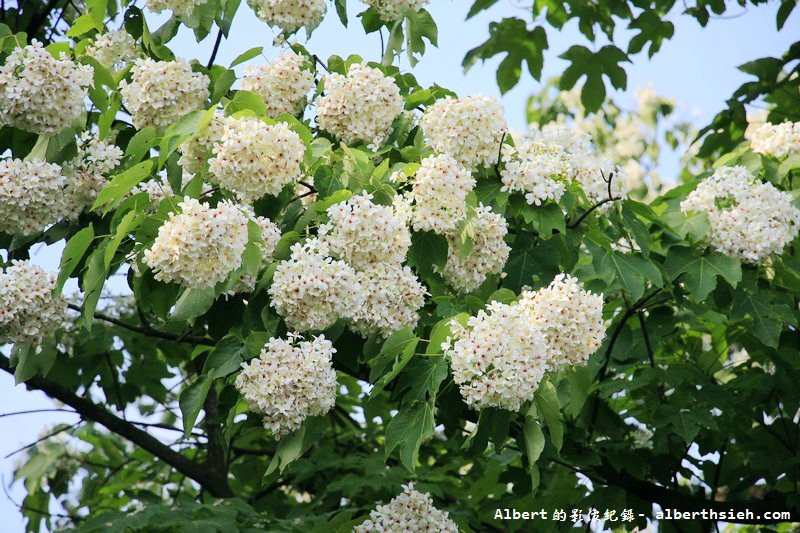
[1,0,800,531]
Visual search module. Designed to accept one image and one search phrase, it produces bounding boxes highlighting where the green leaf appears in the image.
[225,90,267,117]
[405,9,438,66]
[658,210,709,242]
[730,288,794,348]
[523,202,565,237]
[408,231,448,277]
[92,160,154,212]
[664,247,741,301]
[80,243,110,327]
[159,108,217,166]
[463,19,548,94]
[385,401,435,472]
[504,232,537,292]
[588,242,662,301]
[467,0,499,18]
[394,356,448,402]
[171,287,217,322]
[179,375,212,436]
[534,379,563,453]
[559,45,629,112]
[369,327,419,387]
[565,365,591,418]
[523,416,545,470]
[55,225,94,296]
[203,337,249,379]
[104,211,142,270]
[229,46,263,68]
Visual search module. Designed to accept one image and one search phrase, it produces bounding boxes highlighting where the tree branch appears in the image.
[0,353,232,497]
[206,28,223,70]
[566,170,621,229]
[67,303,214,346]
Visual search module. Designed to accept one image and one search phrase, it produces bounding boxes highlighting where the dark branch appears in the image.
[0,353,232,497]
[67,303,214,346]
[206,28,223,70]
[312,54,329,72]
[566,170,622,229]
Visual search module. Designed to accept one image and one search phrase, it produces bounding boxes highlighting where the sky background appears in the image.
[1,0,799,529]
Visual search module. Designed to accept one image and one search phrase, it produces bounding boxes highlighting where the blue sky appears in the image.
[1,0,798,530]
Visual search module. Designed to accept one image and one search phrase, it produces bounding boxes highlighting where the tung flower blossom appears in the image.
[240,51,316,117]
[499,139,568,206]
[0,40,92,134]
[444,300,549,411]
[0,158,69,235]
[146,0,208,18]
[120,57,209,131]
[362,0,429,21]
[410,154,476,234]
[64,132,124,216]
[247,0,327,35]
[208,116,305,201]
[143,197,249,288]
[354,484,458,533]
[235,333,337,438]
[749,121,800,159]
[349,264,427,338]
[519,273,606,367]
[316,63,404,148]
[268,239,365,331]
[0,260,67,347]
[86,29,141,71]
[319,192,411,269]
[680,165,800,263]
[420,95,507,170]
[442,205,510,293]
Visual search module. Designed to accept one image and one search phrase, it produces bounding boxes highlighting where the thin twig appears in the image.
[379,27,385,58]
[66,303,214,346]
[4,421,82,459]
[206,28,223,70]
[298,179,316,192]
[0,409,77,418]
[312,54,329,72]
[566,170,622,229]
[1,474,82,521]
[493,131,507,176]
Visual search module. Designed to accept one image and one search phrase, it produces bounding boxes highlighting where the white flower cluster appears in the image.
[120,58,209,131]
[572,156,628,209]
[208,116,305,201]
[240,51,316,117]
[499,140,568,206]
[319,192,411,269]
[354,484,458,533]
[442,205,510,293]
[268,239,364,331]
[0,260,66,347]
[316,63,404,148]
[410,154,476,233]
[146,0,207,17]
[0,159,69,235]
[445,274,605,410]
[0,40,92,134]
[749,121,800,159]
[311,193,425,337]
[177,114,229,175]
[86,29,141,71]
[680,166,800,263]
[362,0,429,21]
[143,197,249,288]
[444,300,549,411]
[247,0,327,35]
[350,264,427,337]
[420,95,507,170]
[234,333,337,438]
[518,273,606,367]
[531,123,628,210]
[64,132,124,215]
